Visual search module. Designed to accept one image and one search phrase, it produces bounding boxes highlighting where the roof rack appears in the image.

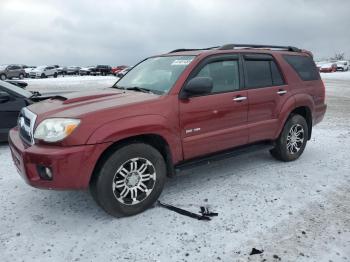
[168,46,219,53]
[218,44,301,52]
[168,44,301,54]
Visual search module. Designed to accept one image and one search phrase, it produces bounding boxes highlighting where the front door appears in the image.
[179,56,249,160]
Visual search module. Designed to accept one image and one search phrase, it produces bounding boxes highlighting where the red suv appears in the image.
[9,44,327,217]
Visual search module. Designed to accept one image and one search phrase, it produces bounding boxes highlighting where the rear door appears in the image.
[242,54,291,142]
[179,55,249,160]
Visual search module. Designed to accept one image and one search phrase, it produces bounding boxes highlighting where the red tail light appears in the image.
[321,80,326,103]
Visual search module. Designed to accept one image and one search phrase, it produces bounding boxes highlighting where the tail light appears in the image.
[321,80,326,103]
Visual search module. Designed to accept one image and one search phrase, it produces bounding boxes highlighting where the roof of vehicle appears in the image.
[160,43,312,57]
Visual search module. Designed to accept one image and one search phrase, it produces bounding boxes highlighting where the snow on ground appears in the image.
[321,71,350,80]
[0,76,349,262]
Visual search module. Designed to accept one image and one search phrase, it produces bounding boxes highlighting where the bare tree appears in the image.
[331,52,345,60]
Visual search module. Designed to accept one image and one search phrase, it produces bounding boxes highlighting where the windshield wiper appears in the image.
[126,86,153,94]
[112,85,125,90]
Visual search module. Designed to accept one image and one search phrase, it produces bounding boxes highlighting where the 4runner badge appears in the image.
[185,128,201,134]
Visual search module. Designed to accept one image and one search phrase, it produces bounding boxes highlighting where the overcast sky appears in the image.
[0,0,349,66]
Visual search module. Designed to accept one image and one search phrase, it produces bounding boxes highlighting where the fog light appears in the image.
[37,165,53,180]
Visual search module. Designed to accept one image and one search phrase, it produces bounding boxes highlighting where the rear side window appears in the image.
[195,60,240,93]
[244,55,285,88]
[283,55,320,81]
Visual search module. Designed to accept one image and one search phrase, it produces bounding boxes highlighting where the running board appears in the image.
[175,142,273,172]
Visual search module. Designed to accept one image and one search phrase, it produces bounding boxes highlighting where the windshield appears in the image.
[115,56,195,94]
[0,80,32,98]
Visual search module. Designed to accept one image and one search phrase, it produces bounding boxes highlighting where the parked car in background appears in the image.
[5,80,28,88]
[94,65,112,76]
[8,44,326,217]
[0,65,26,80]
[57,66,67,75]
[319,63,337,73]
[79,66,96,76]
[335,61,349,71]
[29,65,58,78]
[21,65,36,78]
[66,66,81,75]
[0,80,61,141]
[116,66,132,78]
[111,65,128,76]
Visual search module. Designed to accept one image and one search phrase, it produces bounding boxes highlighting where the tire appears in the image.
[270,114,309,162]
[41,73,46,78]
[1,74,7,80]
[53,72,58,78]
[90,143,167,217]
[19,73,24,79]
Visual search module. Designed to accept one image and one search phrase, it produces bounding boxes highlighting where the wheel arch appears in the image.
[290,106,312,140]
[90,133,176,187]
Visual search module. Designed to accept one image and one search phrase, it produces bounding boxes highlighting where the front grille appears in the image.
[18,108,37,145]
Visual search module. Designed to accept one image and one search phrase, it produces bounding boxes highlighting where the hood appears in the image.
[27,88,159,120]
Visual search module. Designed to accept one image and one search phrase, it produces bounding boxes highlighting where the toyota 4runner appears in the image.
[8,44,327,217]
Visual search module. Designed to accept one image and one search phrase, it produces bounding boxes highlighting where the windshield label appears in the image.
[171,59,193,66]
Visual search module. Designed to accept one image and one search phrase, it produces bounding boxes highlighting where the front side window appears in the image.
[194,60,240,93]
[115,56,195,94]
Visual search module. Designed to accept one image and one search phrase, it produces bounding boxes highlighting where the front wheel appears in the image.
[0,74,6,80]
[90,143,167,217]
[270,114,309,162]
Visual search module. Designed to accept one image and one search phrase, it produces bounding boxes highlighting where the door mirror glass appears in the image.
[180,77,213,99]
[0,91,11,103]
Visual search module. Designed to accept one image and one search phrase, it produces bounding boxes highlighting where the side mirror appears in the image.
[0,91,11,103]
[180,77,213,99]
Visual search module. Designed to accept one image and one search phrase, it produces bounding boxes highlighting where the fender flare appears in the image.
[274,94,314,139]
[86,114,183,164]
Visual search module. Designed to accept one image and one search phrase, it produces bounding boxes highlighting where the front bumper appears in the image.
[8,128,112,190]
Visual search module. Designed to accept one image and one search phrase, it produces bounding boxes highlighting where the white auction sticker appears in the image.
[171,59,193,66]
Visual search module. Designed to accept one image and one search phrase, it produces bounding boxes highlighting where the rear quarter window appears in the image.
[283,55,320,81]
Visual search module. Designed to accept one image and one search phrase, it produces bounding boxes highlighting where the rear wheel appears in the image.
[19,73,24,79]
[41,73,46,78]
[270,114,308,162]
[53,72,58,78]
[90,143,167,217]
[0,74,6,80]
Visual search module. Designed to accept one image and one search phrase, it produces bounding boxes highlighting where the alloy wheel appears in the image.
[112,157,156,205]
[286,124,304,154]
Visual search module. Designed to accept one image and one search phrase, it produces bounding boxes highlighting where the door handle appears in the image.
[233,96,247,102]
[277,90,287,95]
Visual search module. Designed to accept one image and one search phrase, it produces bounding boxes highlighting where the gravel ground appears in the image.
[0,76,349,262]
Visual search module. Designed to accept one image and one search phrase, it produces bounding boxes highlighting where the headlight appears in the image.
[34,118,80,142]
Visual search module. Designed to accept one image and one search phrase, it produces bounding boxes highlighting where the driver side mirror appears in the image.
[0,91,11,103]
[179,77,213,99]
